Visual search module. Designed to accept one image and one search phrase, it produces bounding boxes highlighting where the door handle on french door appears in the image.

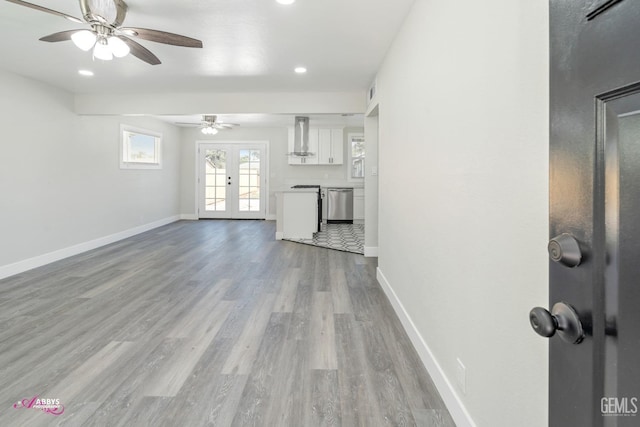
[548,234,582,267]
[529,302,584,344]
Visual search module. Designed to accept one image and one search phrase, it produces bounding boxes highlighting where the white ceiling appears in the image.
[0,0,415,95]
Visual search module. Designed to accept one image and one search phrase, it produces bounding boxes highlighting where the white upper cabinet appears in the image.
[318,128,344,165]
[288,127,343,165]
[308,128,319,164]
[330,128,344,164]
[317,129,332,164]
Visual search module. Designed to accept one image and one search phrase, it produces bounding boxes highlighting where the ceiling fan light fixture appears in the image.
[201,127,218,135]
[9,0,203,66]
[93,38,113,61]
[71,30,97,51]
[108,36,130,58]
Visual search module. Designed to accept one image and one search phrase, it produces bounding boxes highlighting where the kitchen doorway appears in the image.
[197,142,268,219]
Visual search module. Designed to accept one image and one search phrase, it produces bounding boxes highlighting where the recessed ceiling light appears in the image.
[78,69,94,77]
[276,0,295,4]
[294,67,307,74]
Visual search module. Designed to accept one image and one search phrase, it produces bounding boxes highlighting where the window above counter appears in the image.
[347,132,365,181]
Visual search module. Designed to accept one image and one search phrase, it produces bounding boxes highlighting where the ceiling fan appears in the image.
[176,115,239,135]
[5,0,203,65]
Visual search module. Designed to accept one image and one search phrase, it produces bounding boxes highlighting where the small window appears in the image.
[348,133,365,180]
[120,125,162,169]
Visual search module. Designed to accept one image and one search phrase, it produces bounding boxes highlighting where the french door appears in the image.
[198,142,266,219]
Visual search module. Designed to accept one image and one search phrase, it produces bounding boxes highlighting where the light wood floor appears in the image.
[0,220,455,426]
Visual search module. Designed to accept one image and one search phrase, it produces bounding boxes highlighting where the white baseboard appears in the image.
[275,231,284,240]
[364,246,378,257]
[376,267,476,427]
[0,215,181,280]
[266,214,277,221]
[180,214,198,220]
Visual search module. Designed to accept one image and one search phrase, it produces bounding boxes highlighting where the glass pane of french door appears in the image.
[238,149,260,212]
[204,148,227,212]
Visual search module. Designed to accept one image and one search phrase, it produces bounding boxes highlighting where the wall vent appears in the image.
[368,79,377,104]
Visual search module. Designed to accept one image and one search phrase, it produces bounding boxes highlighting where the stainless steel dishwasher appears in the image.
[326,188,354,223]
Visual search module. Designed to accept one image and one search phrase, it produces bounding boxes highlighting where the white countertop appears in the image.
[277,189,320,194]
[275,181,363,192]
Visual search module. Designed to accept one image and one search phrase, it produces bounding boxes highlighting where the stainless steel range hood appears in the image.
[289,116,315,157]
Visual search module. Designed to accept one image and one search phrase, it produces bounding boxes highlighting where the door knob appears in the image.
[529,302,584,344]
[548,233,582,267]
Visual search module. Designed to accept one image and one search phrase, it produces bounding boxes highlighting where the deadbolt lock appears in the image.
[548,233,582,268]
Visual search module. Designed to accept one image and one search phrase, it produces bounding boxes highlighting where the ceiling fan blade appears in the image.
[174,122,201,126]
[216,123,238,128]
[39,30,81,43]
[119,27,203,48]
[118,36,161,65]
[5,0,83,23]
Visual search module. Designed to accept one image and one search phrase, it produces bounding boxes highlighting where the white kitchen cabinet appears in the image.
[276,191,318,240]
[288,126,342,165]
[318,128,343,165]
[330,128,344,164]
[317,129,331,164]
[353,188,364,221]
[307,129,319,164]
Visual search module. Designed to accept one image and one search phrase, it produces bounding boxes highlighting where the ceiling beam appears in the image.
[74,91,367,115]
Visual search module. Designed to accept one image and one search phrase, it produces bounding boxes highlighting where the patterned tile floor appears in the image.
[284,223,364,254]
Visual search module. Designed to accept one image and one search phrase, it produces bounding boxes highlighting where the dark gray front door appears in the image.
[540,1,640,426]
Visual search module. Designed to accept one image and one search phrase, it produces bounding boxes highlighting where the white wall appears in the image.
[374,0,549,426]
[179,126,363,218]
[0,69,181,273]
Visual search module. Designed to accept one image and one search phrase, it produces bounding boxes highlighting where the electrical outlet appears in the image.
[456,358,466,395]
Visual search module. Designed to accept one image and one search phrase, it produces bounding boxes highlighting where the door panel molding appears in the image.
[587,0,625,21]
